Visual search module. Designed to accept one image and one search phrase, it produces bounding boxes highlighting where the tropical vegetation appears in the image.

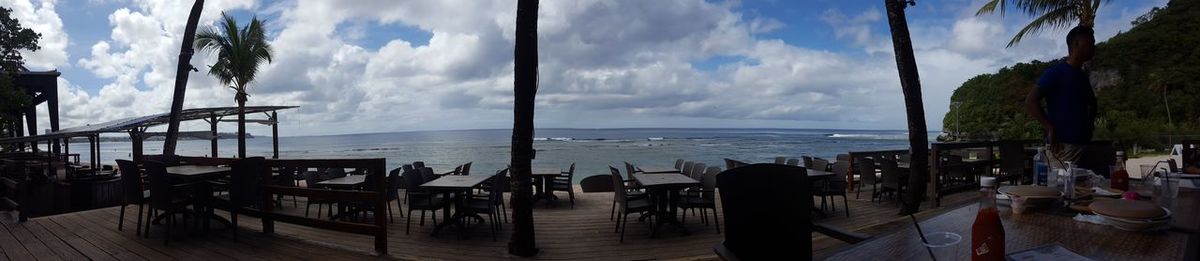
[945,0,1199,152]
[0,7,41,151]
[976,0,1109,47]
[196,12,274,158]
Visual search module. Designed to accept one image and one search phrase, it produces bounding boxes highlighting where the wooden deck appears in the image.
[1,187,975,260]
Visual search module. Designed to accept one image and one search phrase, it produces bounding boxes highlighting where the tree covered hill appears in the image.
[943,0,1199,149]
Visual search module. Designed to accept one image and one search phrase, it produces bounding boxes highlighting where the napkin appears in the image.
[1072,214,1108,225]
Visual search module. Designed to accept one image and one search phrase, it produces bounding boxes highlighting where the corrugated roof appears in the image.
[0,106,297,144]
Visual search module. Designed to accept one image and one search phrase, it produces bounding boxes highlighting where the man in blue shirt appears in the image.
[1025,26,1097,169]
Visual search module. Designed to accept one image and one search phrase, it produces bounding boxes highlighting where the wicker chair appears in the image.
[115,160,148,236]
[610,166,655,243]
[854,157,880,202]
[814,158,851,217]
[550,163,576,208]
[678,166,721,232]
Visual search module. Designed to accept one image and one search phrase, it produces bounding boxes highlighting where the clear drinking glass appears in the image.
[921,232,963,261]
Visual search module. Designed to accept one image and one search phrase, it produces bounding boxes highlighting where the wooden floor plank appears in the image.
[80,207,219,261]
[6,219,63,261]
[46,214,148,261]
[30,219,117,261]
[21,218,88,261]
[0,218,35,261]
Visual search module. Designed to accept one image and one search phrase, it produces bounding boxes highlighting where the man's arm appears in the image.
[1025,85,1054,145]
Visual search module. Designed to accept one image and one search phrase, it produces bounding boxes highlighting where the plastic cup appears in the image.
[920,232,963,261]
[1010,195,1028,214]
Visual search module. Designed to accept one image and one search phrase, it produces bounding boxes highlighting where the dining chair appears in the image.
[774,157,787,164]
[419,167,437,185]
[802,156,814,169]
[550,163,576,208]
[303,170,336,218]
[614,162,648,221]
[679,166,720,233]
[854,157,880,202]
[460,162,472,176]
[116,159,149,236]
[812,158,830,172]
[404,168,446,235]
[674,159,685,171]
[142,160,195,245]
[785,158,800,166]
[682,163,706,199]
[466,169,507,241]
[610,166,655,243]
[209,157,266,241]
[878,158,905,203]
[814,158,851,217]
[388,167,406,220]
[622,161,644,190]
[713,164,868,260]
[680,161,696,178]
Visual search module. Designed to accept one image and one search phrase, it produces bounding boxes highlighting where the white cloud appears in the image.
[4,0,68,70]
[10,0,1174,137]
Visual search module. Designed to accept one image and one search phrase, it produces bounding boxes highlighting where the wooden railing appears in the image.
[260,158,389,256]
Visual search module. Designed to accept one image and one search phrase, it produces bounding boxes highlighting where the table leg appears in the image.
[431,191,459,237]
[650,188,691,238]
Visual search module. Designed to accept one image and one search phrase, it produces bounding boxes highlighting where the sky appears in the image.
[4,0,1168,137]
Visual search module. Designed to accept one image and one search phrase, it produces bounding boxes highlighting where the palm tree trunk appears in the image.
[237,95,246,158]
[163,0,205,156]
[508,0,539,257]
[884,0,930,215]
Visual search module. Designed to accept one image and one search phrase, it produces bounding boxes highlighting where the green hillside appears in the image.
[943,0,1200,150]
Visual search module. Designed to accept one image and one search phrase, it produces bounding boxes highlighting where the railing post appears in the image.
[373,159,387,256]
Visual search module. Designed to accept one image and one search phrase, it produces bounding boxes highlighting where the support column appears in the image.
[129,130,144,162]
[210,112,218,158]
[271,111,279,159]
[94,134,101,168]
[88,135,97,169]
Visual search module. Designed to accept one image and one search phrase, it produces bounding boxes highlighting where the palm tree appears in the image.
[508,0,539,257]
[884,0,930,215]
[975,0,1108,47]
[163,0,205,156]
[195,12,274,159]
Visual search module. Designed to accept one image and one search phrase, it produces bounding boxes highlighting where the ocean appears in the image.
[65,128,937,183]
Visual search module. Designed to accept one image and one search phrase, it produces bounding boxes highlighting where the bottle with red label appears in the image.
[1111,151,1129,191]
[972,177,1005,261]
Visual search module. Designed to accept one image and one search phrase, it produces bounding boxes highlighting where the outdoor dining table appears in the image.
[636,165,680,174]
[531,167,562,204]
[632,173,700,237]
[315,175,368,220]
[420,174,493,238]
[821,188,1200,260]
[162,165,233,231]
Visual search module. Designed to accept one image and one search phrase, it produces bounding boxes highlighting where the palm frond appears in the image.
[1007,5,1076,48]
[975,0,1005,16]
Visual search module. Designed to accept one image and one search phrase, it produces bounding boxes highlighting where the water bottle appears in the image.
[1034,148,1048,186]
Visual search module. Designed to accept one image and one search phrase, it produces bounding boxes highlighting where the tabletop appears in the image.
[165,165,232,179]
[806,169,835,178]
[822,191,1199,260]
[638,165,680,174]
[531,167,563,176]
[632,173,698,189]
[317,175,366,187]
[421,175,492,191]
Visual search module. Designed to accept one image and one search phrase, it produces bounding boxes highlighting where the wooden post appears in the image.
[372,159,387,255]
[271,111,279,159]
[88,135,97,169]
[129,131,144,162]
[210,112,218,158]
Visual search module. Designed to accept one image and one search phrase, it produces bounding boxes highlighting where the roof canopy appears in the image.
[0,106,297,144]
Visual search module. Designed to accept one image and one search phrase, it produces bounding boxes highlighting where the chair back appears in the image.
[403,168,426,195]
[701,166,720,200]
[774,157,786,164]
[690,163,707,181]
[624,162,639,178]
[142,161,174,209]
[560,163,576,181]
[879,158,901,186]
[674,159,685,170]
[856,157,877,184]
[449,165,463,176]
[489,169,508,204]
[230,157,266,208]
[419,167,436,183]
[609,167,628,205]
[412,161,425,169]
[812,158,830,172]
[304,170,327,188]
[785,158,799,166]
[385,168,401,200]
[802,156,814,169]
[580,175,614,192]
[460,162,472,176]
[724,158,748,170]
[681,161,695,176]
[116,159,145,204]
[717,163,812,260]
[831,160,851,183]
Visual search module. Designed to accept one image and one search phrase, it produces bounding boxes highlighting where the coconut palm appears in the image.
[976,0,1109,47]
[195,12,274,159]
[508,0,539,256]
[884,0,930,215]
[162,0,205,156]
